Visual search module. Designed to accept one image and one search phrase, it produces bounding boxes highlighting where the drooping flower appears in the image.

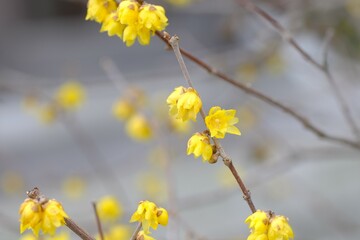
[187,132,213,162]
[139,4,168,32]
[117,0,140,26]
[100,12,126,38]
[97,195,123,222]
[112,98,136,120]
[125,114,153,141]
[166,86,202,122]
[86,0,117,23]
[245,210,269,234]
[205,106,241,138]
[268,216,294,240]
[55,81,85,110]
[130,201,168,234]
[136,231,156,240]
[19,188,68,237]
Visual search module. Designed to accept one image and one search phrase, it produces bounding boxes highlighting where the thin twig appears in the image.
[155,31,360,150]
[65,218,96,240]
[130,222,142,240]
[92,202,104,240]
[169,35,256,213]
[235,0,360,140]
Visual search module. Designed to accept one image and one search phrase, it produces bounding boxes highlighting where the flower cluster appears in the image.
[112,87,153,141]
[86,0,168,46]
[130,200,168,238]
[24,81,85,124]
[187,132,213,162]
[19,188,68,236]
[245,210,294,240]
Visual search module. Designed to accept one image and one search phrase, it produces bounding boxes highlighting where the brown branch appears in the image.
[169,35,257,213]
[130,222,142,240]
[65,218,95,240]
[155,31,360,150]
[235,0,360,140]
[92,202,104,240]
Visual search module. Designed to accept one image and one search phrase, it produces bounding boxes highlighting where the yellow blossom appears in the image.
[19,233,37,240]
[245,210,269,234]
[247,233,269,240]
[47,231,70,240]
[19,199,43,236]
[55,81,85,110]
[137,173,166,201]
[100,12,126,38]
[136,231,156,240]
[107,225,131,240]
[86,0,117,23]
[125,114,153,141]
[117,0,140,26]
[112,98,136,120]
[19,197,68,237]
[130,201,168,234]
[62,176,86,200]
[139,4,168,32]
[97,195,123,222]
[41,200,68,235]
[205,106,241,138]
[166,86,202,122]
[37,104,57,124]
[268,216,294,240]
[169,115,191,133]
[187,132,213,162]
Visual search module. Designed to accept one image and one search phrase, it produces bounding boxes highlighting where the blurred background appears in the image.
[1,0,360,239]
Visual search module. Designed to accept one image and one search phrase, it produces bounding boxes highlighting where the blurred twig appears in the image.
[92,202,104,240]
[235,0,360,141]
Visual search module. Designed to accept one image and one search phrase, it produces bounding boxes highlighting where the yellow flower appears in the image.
[19,199,43,236]
[19,198,68,237]
[97,196,123,222]
[117,0,140,26]
[130,201,168,234]
[247,233,269,240]
[187,132,213,162]
[107,225,131,240]
[47,231,70,240]
[86,0,117,23]
[169,115,192,133]
[136,231,156,240]
[37,104,57,124]
[112,98,136,120]
[19,233,37,240]
[205,106,241,138]
[100,12,126,38]
[166,86,202,122]
[41,200,69,235]
[125,114,153,141]
[62,176,86,200]
[139,4,168,32]
[137,173,166,201]
[245,210,269,234]
[268,216,294,240]
[55,81,85,110]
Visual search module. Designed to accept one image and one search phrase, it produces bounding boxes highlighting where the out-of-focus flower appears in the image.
[86,0,117,23]
[130,201,168,234]
[187,132,213,162]
[125,114,153,141]
[47,231,70,240]
[112,98,136,121]
[205,106,241,138]
[137,172,166,201]
[165,0,192,7]
[97,195,123,222]
[107,225,131,240]
[37,104,57,124]
[62,176,86,200]
[169,115,192,133]
[55,81,85,110]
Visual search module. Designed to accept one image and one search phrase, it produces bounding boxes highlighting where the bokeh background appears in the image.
[1,0,360,239]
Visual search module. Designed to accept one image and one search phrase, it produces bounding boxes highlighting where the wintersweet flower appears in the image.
[40,200,68,235]
[19,188,68,237]
[97,195,123,222]
[125,114,153,141]
[117,0,140,26]
[245,210,294,240]
[166,86,202,122]
[205,106,241,138]
[130,201,168,234]
[268,216,294,240]
[86,0,117,23]
[100,12,126,38]
[112,98,136,120]
[139,4,168,32]
[245,210,269,234]
[55,81,85,110]
[187,132,213,162]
